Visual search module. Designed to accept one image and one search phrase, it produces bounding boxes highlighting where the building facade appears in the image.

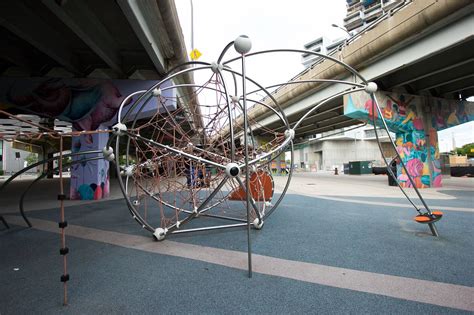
[291,126,395,172]
[301,37,345,68]
[344,0,404,33]
[0,140,36,175]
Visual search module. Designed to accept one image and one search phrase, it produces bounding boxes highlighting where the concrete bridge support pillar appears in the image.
[69,127,110,200]
[344,91,473,188]
[394,126,441,189]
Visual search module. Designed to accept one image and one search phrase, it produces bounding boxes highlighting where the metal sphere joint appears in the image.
[152,88,161,97]
[285,129,295,140]
[124,165,135,177]
[211,62,224,73]
[234,35,252,54]
[112,123,127,136]
[365,82,378,93]
[102,146,113,157]
[105,153,115,162]
[153,228,166,241]
[253,218,264,229]
[225,163,240,177]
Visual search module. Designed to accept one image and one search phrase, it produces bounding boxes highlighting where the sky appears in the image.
[438,120,474,152]
[175,0,473,152]
[175,0,348,87]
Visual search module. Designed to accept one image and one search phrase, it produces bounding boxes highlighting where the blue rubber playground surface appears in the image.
[1,181,473,313]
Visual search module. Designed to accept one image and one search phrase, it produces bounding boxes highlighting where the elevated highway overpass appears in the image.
[250,0,473,140]
[243,0,473,188]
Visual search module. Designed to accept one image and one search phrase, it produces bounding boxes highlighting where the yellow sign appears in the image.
[471,148,474,153]
[190,49,202,60]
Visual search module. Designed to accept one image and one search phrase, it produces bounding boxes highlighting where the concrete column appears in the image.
[394,100,441,188]
[69,127,109,200]
[345,90,473,188]
[39,118,56,178]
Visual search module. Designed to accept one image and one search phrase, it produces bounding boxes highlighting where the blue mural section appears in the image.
[70,130,109,200]
[344,91,473,188]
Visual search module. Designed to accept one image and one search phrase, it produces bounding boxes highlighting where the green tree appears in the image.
[24,152,38,166]
[455,143,474,158]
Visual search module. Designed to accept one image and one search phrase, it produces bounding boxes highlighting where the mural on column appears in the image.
[344,91,473,188]
[70,131,110,200]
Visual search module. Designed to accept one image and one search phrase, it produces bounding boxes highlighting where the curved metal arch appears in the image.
[0,150,101,195]
[222,48,368,84]
[18,156,105,227]
[245,79,365,97]
[221,67,291,127]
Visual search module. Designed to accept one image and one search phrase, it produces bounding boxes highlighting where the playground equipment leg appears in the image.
[0,215,9,229]
[428,223,439,237]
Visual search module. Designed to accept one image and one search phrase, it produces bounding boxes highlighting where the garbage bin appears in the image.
[348,161,372,175]
[387,159,398,186]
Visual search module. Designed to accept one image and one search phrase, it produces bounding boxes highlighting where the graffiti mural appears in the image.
[70,131,110,200]
[0,77,175,131]
[344,91,474,188]
[0,77,176,200]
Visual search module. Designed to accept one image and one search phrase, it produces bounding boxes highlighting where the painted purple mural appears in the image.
[0,77,176,200]
[1,78,124,131]
[344,91,473,188]
[0,78,175,130]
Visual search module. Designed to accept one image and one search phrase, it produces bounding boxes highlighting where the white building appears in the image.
[301,36,346,68]
[0,139,34,175]
[291,126,395,172]
[344,0,404,33]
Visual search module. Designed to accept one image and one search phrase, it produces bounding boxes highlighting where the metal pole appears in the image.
[428,223,439,237]
[170,223,247,234]
[190,0,194,52]
[59,136,68,305]
[242,52,252,278]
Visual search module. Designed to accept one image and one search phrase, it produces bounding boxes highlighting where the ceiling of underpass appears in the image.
[376,39,474,100]
[0,0,195,139]
[0,0,157,79]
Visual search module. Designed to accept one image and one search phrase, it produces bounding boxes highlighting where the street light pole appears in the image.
[354,131,358,161]
[331,23,351,37]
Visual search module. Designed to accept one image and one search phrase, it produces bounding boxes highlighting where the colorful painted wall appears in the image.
[344,91,473,188]
[0,77,176,200]
[70,130,110,200]
[0,77,175,131]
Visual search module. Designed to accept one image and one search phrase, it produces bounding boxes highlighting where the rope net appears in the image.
[120,71,287,232]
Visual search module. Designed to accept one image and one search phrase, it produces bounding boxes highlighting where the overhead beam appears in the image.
[41,0,125,77]
[0,44,31,70]
[295,115,355,134]
[268,105,344,133]
[0,1,82,75]
[420,74,474,91]
[442,84,474,96]
[117,0,168,75]
[297,119,360,138]
[259,115,354,138]
[392,58,474,88]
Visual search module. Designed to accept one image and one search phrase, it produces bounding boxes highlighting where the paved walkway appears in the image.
[1,173,473,313]
[274,172,474,212]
